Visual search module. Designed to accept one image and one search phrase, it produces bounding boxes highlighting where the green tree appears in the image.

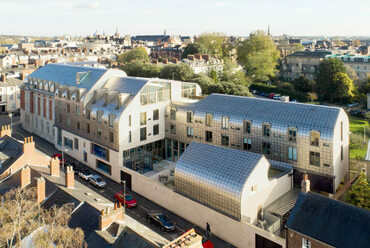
[208,81,252,97]
[237,30,280,82]
[293,75,315,92]
[331,72,355,102]
[197,32,228,58]
[346,172,370,210]
[117,47,149,64]
[220,59,249,86]
[123,61,161,78]
[189,73,215,95]
[160,63,194,81]
[182,43,207,59]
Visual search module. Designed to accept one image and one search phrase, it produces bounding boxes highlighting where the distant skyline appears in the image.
[1,0,369,37]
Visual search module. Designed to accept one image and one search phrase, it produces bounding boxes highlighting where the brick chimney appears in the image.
[0,73,6,82]
[194,54,201,60]
[23,137,35,154]
[20,166,31,188]
[65,166,74,188]
[20,72,25,81]
[50,157,60,177]
[99,203,124,230]
[163,59,168,64]
[36,177,45,204]
[152,59,158,65]
[0,125,11,138]
[301,173,310,193]
[187,55,195,61]
[171,58,178,64]
[202,54,209,61]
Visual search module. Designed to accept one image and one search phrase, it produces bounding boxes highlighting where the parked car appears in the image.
[114,191,137,208]
[347,102,359,108]
[259,92,265,96]
[70,161,82,174]
[268,93,276,98]
[251,89,257,94]
[290,99,297,103]
[89,175,107,188]
[78,168,93,181]
[273,94,281,100]
[146,211,176,232]
[52,153,66,165]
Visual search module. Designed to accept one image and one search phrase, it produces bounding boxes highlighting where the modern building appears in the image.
[166,94,349,194]
[326,54,370,80]
[286,192,370,248]
[280,50,332,81]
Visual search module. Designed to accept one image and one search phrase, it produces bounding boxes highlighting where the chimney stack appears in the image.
[99,203,125,230]
[171,58,178,64]
[0,73,6,82]
[116,94,122,109]
[163,59,168,64]
[65,166,74,188]
[0,125,11,138]
[23,137,35,154]
[36,177,45,204]
[20,166,31,188]
[50,157,60,177]
[202,54,209,61]
[301,172,310,193]
[104,91,109,106]
[187,55,195,61]
[194,54,201,60]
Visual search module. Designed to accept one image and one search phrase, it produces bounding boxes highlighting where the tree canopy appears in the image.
[197,32,228,59]
[117,47,149,64]
[237,30,280,82]
[293,75,315,93]
[346,172,370,210]
[123,61,161,78]
[159,63,194,81]
[181,43,207,59]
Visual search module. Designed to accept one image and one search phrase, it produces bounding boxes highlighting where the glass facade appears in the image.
[97,160,111,175]
[140,81,171,105]
[91,143,109,161]
[181,83,196,99]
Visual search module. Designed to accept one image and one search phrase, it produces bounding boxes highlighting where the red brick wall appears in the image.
[286,229,333,248]
[20,89,25,110]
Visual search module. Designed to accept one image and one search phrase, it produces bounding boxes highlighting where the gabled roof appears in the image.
[69,202,100,241]
[172,94,341,136]
[286,192,370,248]
[42,188,80,210]
[26,64,107,90]
[0,136,23,175]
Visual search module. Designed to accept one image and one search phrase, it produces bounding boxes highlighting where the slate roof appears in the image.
[175,142,265,220]
[172,94,341,138]
[0,136,23,175]
[27,64,107,90]
[111,227,158,248]
[289,50,332,58]
[103,76,150,96]
[286,192,370,248]
[42,188,81,210]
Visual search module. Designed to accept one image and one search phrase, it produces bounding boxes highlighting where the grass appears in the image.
[349,116,370,160]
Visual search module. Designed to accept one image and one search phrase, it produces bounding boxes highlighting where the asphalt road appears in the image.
[4,119,233,248]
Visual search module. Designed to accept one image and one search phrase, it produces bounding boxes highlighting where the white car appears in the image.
[89,175,107,188]
[347,102,359,108]
[273,95,281,100]
[78,169,93,181]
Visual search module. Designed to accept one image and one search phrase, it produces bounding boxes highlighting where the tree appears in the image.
[0,187,86,248]
[316,58,347,101]
[182,43,207,59]
[331,72,355,102]
[208,81,252,97]
[237,30,280,82]
[117,47,149,64]
[346,172,370,210]
[293,75,315,93]
[160,63,194,81]
[123,61,161,78]
[197,32,228,58]
[189,73,215,95]
[306,92,318,102]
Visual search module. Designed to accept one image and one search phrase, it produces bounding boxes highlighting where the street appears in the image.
[2,116,233,248]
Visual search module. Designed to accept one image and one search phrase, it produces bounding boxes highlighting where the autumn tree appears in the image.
[237,30,280,82]
[117,47,149,64]
[346,172,370,210]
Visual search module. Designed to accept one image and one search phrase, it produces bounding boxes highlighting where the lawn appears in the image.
[349,116,370,160]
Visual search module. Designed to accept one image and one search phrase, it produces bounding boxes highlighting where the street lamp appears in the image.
[121,180,126,210]
[60,147,68,170]
[8,113,12,130]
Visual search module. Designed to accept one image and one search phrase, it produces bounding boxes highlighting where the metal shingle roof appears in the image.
[27,64,107,90]
[103,76,150,95]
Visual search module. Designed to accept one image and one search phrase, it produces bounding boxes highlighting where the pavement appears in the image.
[2,116,233,248]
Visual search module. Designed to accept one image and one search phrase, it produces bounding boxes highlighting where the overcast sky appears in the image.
[1,0,369,37]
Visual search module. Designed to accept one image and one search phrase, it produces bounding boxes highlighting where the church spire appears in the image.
[164,28,167,36]
[267,25,270,36]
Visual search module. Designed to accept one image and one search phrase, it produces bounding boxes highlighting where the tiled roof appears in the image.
[286,192,370,248]
[0,136,23,175]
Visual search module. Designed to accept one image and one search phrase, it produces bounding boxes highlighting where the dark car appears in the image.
[259,92,265,96]
[349,109,367,118]
[146,211,176,232]
[78,168,93,181]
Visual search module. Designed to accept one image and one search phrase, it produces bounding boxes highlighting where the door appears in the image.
[256,234,282,248]
[120,170,132,189]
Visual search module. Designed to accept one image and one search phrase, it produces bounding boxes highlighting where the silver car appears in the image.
[89,175,107,188]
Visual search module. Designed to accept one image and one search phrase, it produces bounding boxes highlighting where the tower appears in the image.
[267,25,270,36]
[164,28,167,36]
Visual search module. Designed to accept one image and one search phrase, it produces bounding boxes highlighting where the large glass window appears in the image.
[187,112,193,123]
[153,124,159,135]
[310,131,320,146]
[74,138,79,150]
[91,143,109,161]
[244,120,251,133]
[86,123,90,134]
[66,103,70,113]
[243,138,251,150]
[170,124,176,134]
[64,137,73,150]
[140,81,171,105]
[263,123,270,137]
[140,127,147,141]
[140,112,147,125]
[222,116,229,129]
[153,109,159,121]
[109,114,115,127]
[205,131,212,142]
[288,147,297,161]
[181,83,196,99]
[76,106,80,116]
[309,151,320,166]
[221,134,229,146]
[86,109,91,120]
[205,113,212,126]
[97,111,103,123]
[96,160,111,175]
[288,127,297,142]
[170,108,176,120]
[109,131,114,143]
[187,127,194,137]
[262,142,271,154]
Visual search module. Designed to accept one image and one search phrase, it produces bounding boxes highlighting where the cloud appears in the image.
[72,2,101,11]
[214,2,230,7]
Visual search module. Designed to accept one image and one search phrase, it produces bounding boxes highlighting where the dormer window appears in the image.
[109,114,115,127]
[97,111,103,123]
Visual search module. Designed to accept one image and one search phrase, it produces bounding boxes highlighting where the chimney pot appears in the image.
[20,166,31,188]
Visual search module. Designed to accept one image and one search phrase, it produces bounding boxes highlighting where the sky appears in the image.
[0,0,369,37]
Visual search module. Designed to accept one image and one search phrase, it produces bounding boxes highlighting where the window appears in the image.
[83,151,87,162]
[74,138,79,150]
[86,123,90,134]
[128,131,132,143]
[46,122,50,134]
[244,120,251,133]
[35,117,38,128]
[309,151,320,166]
[170,108,176,120]
[187,127,194,137]
[67,117,70,126]
[288,147,297,161]
[221,134,229,146]
[91,143,109,161]
[205,131,213,142]
[64,137,73,150]
[41,120,44,131]
[109,114,115,127]
[67,103,70,113]
[9,94,13,100]
[251,185,257,192]
[262,142,271,155]
[341,121,343,141]
[59,114,62,123]
[140,127,147,141]
[76,106,80,116]
[153,109,159,121]
[205,113,213,126]
[341,145,343,161]
[97,127,102,138]
[140,81,170,105]
[76,122,80,130]
[288,127,297,141]
[86,109,91,120]
[222,116,229,129]
[310,131,320,146]
[58,102,62,112]
[140,112,147,125]
[302,238,311,248]
[263,123,270,137]
[170,124,176,134]
[187,111,193,123]
[109,131,114,143]
[97,111,103,123]
[96,160,111,175]
[128,115,131,127]
[153,124,159,135]
[181,83,196,98]
[243,138,252,150]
